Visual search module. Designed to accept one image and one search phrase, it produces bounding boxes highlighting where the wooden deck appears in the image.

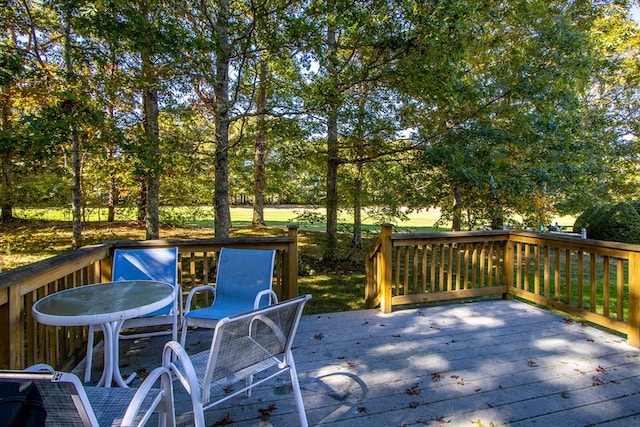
[81,299,640,426]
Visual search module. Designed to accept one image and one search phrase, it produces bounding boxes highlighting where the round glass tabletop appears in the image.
[32,280,174,326]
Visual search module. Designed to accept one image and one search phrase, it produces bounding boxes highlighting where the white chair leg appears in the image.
[179,319,189,347]
[84,324,95,383]
[288,359,308,427]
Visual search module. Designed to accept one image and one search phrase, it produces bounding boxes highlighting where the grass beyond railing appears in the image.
[366,224,640,348]
[0,227,298,370]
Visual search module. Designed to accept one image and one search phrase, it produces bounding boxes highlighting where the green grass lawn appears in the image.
[12,205,447,232]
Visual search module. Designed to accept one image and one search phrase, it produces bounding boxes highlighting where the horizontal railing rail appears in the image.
[366,224,640,348]
[0,226,299,370]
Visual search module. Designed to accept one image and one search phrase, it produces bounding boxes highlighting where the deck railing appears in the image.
[366,224,640,348]
[0,226,299,370]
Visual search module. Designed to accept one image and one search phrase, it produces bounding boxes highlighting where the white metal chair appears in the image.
[180,248,277,346]
[85,247,180,383]
[163,294,311,427]
[0,364,175,426]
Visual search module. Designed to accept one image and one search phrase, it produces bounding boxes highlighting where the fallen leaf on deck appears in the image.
[258,403,277,420]
[314,332,324,340]
[212,413,232,426]
[405,385,421,395]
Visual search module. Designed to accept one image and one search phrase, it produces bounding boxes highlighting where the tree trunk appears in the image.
[324,22,339,261]
[63,8,82,248]
[452,184,463,231]
[352,84,368,248]
[352,167,363,248]
[137,176,147,222]
[213,0,232,238]
[141,2,160,240]
[107,175,116,222]
[1,85,14,224]
[252,58,268,227]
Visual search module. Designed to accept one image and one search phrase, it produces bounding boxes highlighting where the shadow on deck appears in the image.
[79,299,640,426]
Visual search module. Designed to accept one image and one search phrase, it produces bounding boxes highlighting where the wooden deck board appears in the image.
[80,299,640,426]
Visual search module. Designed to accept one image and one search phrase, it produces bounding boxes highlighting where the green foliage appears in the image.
[288,209,326,228]
[577,202,640,244]
[573,205,601,232]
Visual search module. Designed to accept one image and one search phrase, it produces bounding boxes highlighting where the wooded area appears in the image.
[1,1,639,257]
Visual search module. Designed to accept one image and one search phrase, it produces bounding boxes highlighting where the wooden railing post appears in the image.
[502,235,514,300]
[285,225,299,300]
[380,224,393,313]
[0,294,8,368]
[627,252,640,348]
[8,284,23,369]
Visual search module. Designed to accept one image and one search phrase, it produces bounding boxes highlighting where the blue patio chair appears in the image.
[180,248,277,347]
[85,247,180,383]
[1,364,175,426]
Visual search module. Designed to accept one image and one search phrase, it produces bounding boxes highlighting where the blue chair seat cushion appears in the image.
[184,304,258,320]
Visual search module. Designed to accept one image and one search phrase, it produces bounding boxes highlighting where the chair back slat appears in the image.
[214,248,275,308]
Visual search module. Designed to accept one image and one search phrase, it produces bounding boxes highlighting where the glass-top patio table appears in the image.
[32,280,175,388]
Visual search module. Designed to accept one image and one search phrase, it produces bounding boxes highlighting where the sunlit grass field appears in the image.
[11,205,446,232]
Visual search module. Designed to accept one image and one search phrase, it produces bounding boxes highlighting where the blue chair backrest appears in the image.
[214,248,275,308]
[113,247,179,286]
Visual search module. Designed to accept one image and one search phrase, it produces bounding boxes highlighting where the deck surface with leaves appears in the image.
[81,299,640,426]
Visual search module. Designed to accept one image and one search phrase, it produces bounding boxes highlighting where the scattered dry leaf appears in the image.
[212,413,232,426]
[527,360,538,367]
[409,401,420,408]
[432,372,441,382]
[258,403,277,420]
[314,332,324,340]
[357,406,367,413]
[592,376,604,386]
[135,367,150,381]
[405,385,421,395]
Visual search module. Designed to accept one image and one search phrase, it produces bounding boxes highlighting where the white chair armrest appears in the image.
[253,289,278,309]
[183,285,216,315]
[121,366,175,426]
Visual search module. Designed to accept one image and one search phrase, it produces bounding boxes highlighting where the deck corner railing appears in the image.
[366,224,640,349]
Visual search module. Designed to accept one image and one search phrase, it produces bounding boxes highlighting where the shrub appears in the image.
[578,202,640,244]
[573,205,600,233]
